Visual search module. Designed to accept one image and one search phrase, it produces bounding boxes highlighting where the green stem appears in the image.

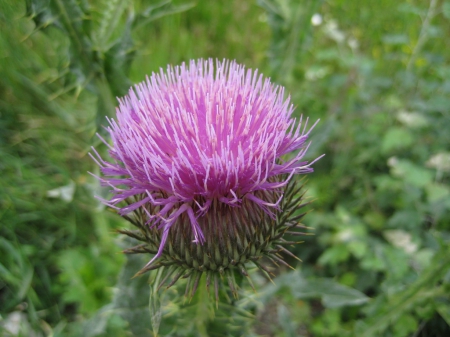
[194,275,214,337]
[407,0,438,70]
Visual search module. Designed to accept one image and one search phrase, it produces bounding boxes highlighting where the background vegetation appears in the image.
[1,0,449,336]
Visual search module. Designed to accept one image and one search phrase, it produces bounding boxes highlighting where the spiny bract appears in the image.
[91,59,322,300]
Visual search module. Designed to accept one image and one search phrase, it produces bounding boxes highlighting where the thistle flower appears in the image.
[91,59,322,300]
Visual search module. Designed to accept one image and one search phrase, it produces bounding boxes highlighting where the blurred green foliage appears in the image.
[1,0,449,336]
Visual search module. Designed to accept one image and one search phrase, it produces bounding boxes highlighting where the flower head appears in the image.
[91,59,321,299]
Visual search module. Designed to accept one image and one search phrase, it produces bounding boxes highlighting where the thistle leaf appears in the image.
[133,0,195,31]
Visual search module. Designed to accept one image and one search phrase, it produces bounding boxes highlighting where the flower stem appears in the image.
[194,275,215,337]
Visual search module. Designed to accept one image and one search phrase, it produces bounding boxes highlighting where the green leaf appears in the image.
[381,127,414,153]
[25,0,55,28]
[388,158,434,187]
[382,245,410,279]
[437,303,450,326]
[110,249,152,336]
[104,18,134,97]
[95,0,129,49]
[318,244,350,266]
[294,278,370,308]
[17,266,34,301]
[133,0,196,31]
[81,306,111,337]
[311,309,343,337]
[26,0,97,99]
[277,303,297,337]
[426,182,450,203]
[443,2,450,20]
[348,241,368,259]
[361,255,385,271]
[262,270,370,308]
[393,314,418,337]
[387,210,422,230]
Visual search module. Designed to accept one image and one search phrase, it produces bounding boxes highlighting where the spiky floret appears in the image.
[90,59,321,298]
[119,176,311,302]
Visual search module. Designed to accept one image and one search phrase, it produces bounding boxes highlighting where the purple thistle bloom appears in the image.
[91,59,322,296]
